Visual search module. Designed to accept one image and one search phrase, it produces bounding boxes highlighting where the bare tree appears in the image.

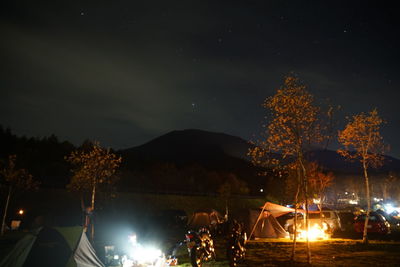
[323,104,341,150]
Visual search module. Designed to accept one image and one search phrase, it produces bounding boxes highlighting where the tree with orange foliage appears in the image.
[66,141,122,240]
[249,75,323,264]
[338,109,386,244]
[0,155,39,236]
[307,162,334,213]
[284,161,334,210]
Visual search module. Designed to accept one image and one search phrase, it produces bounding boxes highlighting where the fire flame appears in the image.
[298,223,330,241]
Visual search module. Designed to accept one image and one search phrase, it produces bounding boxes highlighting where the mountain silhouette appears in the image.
[120,129,253,167]
[120,129,400,174]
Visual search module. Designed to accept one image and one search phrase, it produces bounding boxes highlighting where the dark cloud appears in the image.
[1,1,399,157]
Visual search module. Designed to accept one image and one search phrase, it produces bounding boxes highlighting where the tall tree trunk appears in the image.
[291,169,301,262]
[80,193,89,230]
[1,186,12,236]
[225,199,229,221]
[90,182,96,241]
[299,157,311,264]
[362,158,370,244]
[319,192,324,232]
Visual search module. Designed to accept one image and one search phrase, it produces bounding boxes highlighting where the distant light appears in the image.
[128,234,137,245]
[18,209,24,215]
[384,203,396,214]
[349,200,358,205]
[260,189,263,193]
[313,198,321,204]
[345,192,348,195]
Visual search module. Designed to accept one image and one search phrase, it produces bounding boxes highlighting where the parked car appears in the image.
[284,209,342,234]
[354,212,391,234]
[337,211,356,232]
[375,209,400,231]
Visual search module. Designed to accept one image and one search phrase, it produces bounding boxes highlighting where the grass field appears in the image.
[174,238,400,267]
[243,239,400,266]
[16,189,266,221]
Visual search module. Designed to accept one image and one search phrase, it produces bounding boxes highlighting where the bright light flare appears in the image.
[18,209,24,215]
[129,245,164,266]
[384,203,398,214]
[298,223,330,241]
[128,234,137,245]
[122,256,134,267]
[123,233,165,266]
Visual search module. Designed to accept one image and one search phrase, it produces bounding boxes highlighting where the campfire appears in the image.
[298,223,330,241]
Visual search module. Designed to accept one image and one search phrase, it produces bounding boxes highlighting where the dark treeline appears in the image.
[3,126,398,202]
[0,126,75,188]
[0,126,265,196]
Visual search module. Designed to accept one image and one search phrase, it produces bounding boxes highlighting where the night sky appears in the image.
[1,1,399,157]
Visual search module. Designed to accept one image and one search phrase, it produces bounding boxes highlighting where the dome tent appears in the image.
[0,226,104,267]
[247,202,294,239]
[187,209,224,229]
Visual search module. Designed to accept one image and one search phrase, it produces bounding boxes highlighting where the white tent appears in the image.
[248,202,295,240]
[0,226,104,267]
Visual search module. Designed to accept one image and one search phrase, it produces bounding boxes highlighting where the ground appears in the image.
[174,238,400,267]
[3,191,400,266]
[241,239,400,266]
[2,229,400,266]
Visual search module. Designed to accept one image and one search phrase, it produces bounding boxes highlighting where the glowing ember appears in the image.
[298,223,330,241]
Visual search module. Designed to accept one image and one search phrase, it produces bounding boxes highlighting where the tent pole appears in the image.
[248,203,267,242]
